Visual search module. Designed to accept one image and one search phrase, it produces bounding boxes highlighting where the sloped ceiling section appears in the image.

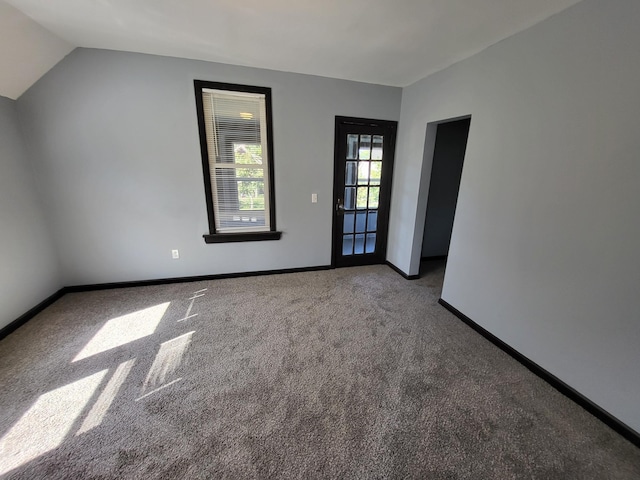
[0,1,73,100]
[5,0,583,90]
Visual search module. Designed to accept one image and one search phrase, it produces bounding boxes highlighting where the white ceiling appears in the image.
[2,0,583,100]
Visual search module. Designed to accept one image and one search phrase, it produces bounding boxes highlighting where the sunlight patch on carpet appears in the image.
[140,331,194,396]
[135,378,183,401]
[77,358,136,435]
[73,302,170,361]
[178,289,207,322]
[0,370,108,475]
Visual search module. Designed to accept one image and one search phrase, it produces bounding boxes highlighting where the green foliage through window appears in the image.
[235,143,264,211]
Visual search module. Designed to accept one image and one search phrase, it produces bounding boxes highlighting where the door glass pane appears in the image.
[359,135,371,160]
[343,235,354,256]
[345,162,357,186]
[367,211,378,232]
[372,136,383,160]
[343,212,355,234]
[355,212,367,233]
[368,187,380,209]
[354,234,365,254]
[357,162,369,185]
[370,162,382,185]
[344,187,355,210]
[347,134,358,159]
[356,187,368,209]
[366,233,376,253]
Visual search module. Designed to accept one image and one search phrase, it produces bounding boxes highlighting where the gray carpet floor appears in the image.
[0,262,639,479]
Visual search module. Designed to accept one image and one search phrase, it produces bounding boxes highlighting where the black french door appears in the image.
[332,117,397,267]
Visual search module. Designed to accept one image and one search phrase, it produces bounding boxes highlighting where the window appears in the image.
[194,81,281,243]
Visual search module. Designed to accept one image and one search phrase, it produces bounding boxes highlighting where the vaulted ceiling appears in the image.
[2,0,583,100]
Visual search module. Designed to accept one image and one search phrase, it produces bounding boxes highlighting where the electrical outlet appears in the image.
[172,249,180,259]
[311,193,318,203]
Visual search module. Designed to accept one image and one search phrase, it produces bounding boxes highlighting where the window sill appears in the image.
[203,231,282,244]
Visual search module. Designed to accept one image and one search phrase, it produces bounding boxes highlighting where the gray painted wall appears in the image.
[388,0,640,431]
[17,49,401,285]
[0,96,61,329]
[421,119,469,257]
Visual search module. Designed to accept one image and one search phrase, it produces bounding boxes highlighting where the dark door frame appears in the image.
[331,116,398,268]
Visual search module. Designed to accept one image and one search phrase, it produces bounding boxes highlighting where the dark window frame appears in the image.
[193,80,281,243]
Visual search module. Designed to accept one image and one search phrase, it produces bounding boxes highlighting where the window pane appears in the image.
[356,187,368,209]
[366,233,376,253]
[342,235,354,256]
[358,162,369,185]
[354,234,365,254]
[234,143,263,165]
[367,211,378,232]
[370,162,382,185]
[359,135,371,160]
[213,167,265,212]
[343,212,355,234]
[235,167,264,179]
[372,136,383,160]
[236,179,265,211]
[347,134,358,160]
[344,187,356,210]
[355,212,367,233]
[368,187,380,209]
[345,162,357,186]
[213,166,266,228]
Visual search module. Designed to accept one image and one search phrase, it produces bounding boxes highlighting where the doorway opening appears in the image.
[419,117,471,277]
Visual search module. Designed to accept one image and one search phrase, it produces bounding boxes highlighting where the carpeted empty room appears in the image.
[0,263,639,478]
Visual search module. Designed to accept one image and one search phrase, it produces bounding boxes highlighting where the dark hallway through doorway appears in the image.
[420,117,470,276]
